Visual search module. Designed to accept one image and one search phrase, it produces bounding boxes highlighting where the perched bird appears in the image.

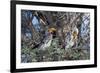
[40,28,56,50]
[65,26,79,49]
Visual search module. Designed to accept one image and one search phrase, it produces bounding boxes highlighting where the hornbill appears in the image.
[39,28,57,50]
[65,26,79,49]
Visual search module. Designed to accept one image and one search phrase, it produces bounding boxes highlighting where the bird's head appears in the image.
[48,28,56,34]
[48,28,57,38]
